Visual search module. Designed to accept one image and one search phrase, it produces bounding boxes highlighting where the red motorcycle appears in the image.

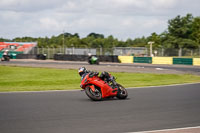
[80,72,128,101]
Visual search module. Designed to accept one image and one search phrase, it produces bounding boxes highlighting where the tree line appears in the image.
[0,14,199,49]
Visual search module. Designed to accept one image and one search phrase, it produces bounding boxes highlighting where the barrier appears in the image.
[152,57,173,65]
[1,53,199,66]
[16,54,37,59]
[54,54,119,62]
[54,54,88,61]
[36,54,46,60]
[118,56,133,63]
[98,55,119,62]
[173,58,193,65]
[134,57,152,63]
[193,58,200,66]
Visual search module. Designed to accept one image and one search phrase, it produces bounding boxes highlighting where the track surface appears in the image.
[0,83,200,133]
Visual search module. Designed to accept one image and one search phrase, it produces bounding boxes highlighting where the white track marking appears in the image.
[127,126,200,133]
[126,82,200,90]
[0,82,199,94]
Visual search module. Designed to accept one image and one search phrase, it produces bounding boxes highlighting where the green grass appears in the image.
[0,65,200,92]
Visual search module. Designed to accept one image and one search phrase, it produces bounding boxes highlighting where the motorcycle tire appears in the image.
[96,60,99,65]
[85,86,102,101]
[6,57,10,61]
[116,84,128,99]
[88,60,92,64]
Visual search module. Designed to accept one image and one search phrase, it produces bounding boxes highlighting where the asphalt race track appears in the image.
[0,83,200,133]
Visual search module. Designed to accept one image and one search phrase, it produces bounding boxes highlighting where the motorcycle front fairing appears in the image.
[80,74,118,98]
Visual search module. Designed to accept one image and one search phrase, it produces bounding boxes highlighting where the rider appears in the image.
[78,67,111,82]
[88,53,92,64]
[78,67,89,80]
[2,50,9,60]
[3,50,9,57]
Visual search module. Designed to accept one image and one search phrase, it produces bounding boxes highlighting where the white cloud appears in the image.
[0,11,21,21]
[39,18,60,30]
[151,0,177,8]
[110,0,147,8]
[0,0,199,40]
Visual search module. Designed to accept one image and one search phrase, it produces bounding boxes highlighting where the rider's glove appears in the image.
[89,72,99,78]
[94,72,99,76]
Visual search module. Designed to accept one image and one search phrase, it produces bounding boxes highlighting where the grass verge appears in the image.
[0,65,200,92]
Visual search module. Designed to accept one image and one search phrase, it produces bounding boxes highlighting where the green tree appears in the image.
[168,14,193,38]
[191,17,200,47]
[87,32,104,39]
[167,14,197,48]
[131,36,147,47]
[147,32,162,48]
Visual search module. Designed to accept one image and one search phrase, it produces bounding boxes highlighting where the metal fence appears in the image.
[27,47,200,59]
[152,48,200,57]
[113,47,148,56]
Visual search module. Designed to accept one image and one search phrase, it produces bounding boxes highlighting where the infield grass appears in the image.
[0,65,200,92]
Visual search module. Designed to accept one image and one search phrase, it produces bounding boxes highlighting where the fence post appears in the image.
[53,48,55,57]
[33,47,35,55]
[72,47,75,55]
[148,42,154,57]
[191,49,193,57]
[63,46,65,54]
[162,48,164,57]
[47,47,50,59]
[178,48,182,57]
[59,47,62,54]
[42,47,44,54]
[37,47,39,55]
[100,47,102,55]
[199,46,200,56]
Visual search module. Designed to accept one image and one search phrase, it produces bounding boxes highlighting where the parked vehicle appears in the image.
[80,72,128,101]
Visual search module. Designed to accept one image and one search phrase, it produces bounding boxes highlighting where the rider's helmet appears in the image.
[88,53,92,57]
[78,67,87,77]
[3,50,9,55]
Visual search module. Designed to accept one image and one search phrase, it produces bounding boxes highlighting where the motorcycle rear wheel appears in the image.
[85,86,102,101]
[96,60,99,65]
[116,84,128,99]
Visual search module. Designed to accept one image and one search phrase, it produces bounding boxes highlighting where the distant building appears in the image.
[0,42,37,53]
[65,48,96,55]
[0,42,37,58]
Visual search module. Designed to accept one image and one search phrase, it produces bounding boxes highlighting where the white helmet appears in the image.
[88,53,92,57]
[78,67,87,77]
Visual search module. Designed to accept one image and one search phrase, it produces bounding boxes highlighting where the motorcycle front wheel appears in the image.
[85,86,102,101]
[116,84,128,99]
[6,57,10,61]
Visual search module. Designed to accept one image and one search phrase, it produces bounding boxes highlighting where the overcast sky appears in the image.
[0,0,199,40]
